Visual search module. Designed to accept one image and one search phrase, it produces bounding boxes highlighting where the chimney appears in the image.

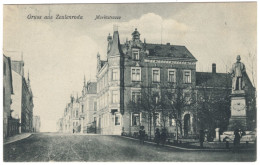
[212,63,216,73]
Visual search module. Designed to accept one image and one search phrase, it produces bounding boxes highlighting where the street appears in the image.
[4,133,256,162]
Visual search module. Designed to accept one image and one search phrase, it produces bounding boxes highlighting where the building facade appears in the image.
[95,28,197,136]
[11,60,34,133]
[58,79,97,134]
[80,79,97,133]
[62,95,80,133]
[56,118,64,132]
[33,116,41,132]
[3,55,16,138]
[21,75,34,132]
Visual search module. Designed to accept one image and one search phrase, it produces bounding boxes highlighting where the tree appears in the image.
[126,85,159,140]
[196,80,230,141]
[162,84,196,141]
[244,52,257,131]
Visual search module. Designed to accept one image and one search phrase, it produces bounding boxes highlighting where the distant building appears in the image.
[62,95,80,133]
[58,79,97,134]
[56,118,63,132]
[79,78,97,133]
[33,116,41,132]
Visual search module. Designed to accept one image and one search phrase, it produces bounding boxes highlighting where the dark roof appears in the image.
[145,44,197,61]
[86,82,97,94]
[108,31,124,57]
[196,72,232,88]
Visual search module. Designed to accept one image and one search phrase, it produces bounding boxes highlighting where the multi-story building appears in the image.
[33,116,41,132]
[96,28,197,135]
[3,54,17,138]
[21,74,34,132]
[58,78,97,134]
[61,95,80,133]
[11,59,34,133]
[96,30,124,135]
[80,78,97,133]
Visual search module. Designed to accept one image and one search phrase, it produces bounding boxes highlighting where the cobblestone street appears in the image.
[4,133,256,162]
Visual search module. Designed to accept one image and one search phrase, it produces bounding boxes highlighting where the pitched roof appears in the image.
[107,31,124,57]
[145,44,197,61]
[196,72,232,88]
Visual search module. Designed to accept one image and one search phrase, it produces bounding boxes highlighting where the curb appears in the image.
[120,136,256,152]
[4,133,32,145]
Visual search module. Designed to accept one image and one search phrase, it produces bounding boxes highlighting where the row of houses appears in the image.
[57,28,256,139]
[3,54,40,139]
[57,79,97,133]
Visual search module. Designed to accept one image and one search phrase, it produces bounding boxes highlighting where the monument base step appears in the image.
[227,116,247,131]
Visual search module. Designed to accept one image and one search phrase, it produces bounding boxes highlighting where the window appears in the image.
[152,92,160,104]
[76,110,78,118]
[184,92,191,104]
[112,90,119,103]
[94,102,97,111]
[152,68,160,82]
[131,113,141,126]
[154,113,160,126]
[131,68,141,81]
[4,62,6,76]
[183,70,191,84]
[169,118,176,126]
[115,113,121,125]
[132,90,141,103]
[112,69,119,81]
[168,69,176,83]
[81,105,84,113]
[132,49,139,60]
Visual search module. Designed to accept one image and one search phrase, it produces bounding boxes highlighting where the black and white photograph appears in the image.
[2,1,257,162]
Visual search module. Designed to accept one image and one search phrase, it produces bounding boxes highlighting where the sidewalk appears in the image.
[4,133,32,145]
[120,135,256,151]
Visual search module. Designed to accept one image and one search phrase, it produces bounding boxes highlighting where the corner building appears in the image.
[96,28,197,135]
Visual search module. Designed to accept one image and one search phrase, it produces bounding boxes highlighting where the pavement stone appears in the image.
[4,133,32,145]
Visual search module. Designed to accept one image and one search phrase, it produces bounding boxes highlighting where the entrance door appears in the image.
[184,114,190,137]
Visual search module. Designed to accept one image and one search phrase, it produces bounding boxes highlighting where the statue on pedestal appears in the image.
[231,55,246,92]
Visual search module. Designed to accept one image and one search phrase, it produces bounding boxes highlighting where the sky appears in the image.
[3,3,257,132]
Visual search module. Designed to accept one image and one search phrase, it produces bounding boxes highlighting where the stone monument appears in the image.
[228,55,247,130]
[220,55,256,142]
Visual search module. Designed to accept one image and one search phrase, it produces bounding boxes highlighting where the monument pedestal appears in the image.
[227,90,247,131]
